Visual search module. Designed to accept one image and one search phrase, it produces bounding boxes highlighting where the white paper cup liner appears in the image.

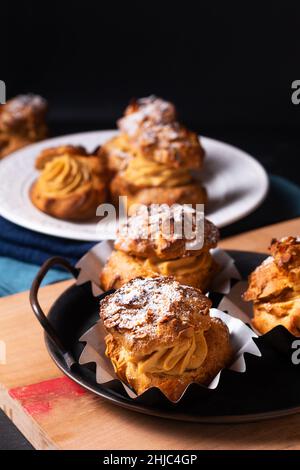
[78,307,261,403]
[75,241,241,297]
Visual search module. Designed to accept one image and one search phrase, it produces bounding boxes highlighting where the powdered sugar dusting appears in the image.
[261,256,273,266]
[116,206,219,255]
[118,95,176,136]
[101,277,211,345]
[3,94,46,116]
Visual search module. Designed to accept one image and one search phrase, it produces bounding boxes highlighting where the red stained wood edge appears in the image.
[9,377,86,415]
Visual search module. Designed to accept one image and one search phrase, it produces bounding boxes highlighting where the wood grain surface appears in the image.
[0,217,300,450]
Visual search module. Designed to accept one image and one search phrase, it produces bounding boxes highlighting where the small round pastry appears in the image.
[107,122,206,208]
[0,94,48,159]
[109,172,207,207]
[100,95,206,208]
[31,150,107,220]
[100,207,219,292]
[117,95,177,137]
[101,277,232,401]
[244,237,300,336]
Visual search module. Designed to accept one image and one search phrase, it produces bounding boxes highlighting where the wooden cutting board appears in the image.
[0,217,300,450]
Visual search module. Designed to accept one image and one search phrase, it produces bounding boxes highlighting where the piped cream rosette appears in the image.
[31,151,106,220]
[122,154,192,188]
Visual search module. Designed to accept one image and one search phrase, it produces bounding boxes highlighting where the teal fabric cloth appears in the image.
[0,257,71,297]
[0,173,300,297]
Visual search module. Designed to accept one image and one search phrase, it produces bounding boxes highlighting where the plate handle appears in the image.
[29,257,79,369]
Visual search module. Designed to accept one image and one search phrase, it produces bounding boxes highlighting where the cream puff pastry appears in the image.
[100,207,219,292]
[244,237,300,336]
[31,145,107,220]
[99,96,206,207]
[101,276,232,401]
[0,94,47,159]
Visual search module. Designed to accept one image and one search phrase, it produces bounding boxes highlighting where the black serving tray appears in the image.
[29,251,300,423]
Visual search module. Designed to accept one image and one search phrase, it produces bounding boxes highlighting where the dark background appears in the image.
[1,1,300,183]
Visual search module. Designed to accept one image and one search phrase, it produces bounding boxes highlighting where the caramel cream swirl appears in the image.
[37,155,91,197]
[143,251,212,277]
[106,328,208,378]
[122,155,192,188]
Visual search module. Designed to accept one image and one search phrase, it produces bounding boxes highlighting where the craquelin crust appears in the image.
[118,95,177,136]
[130,122,205,170]
[0,94,48,159]
[244,236,300,336]
[115,209,219,260]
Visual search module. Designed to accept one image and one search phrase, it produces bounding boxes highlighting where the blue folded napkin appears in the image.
[0,257,72,297]
[0,217,95,266]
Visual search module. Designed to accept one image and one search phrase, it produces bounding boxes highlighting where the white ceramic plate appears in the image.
[0,130,268,241]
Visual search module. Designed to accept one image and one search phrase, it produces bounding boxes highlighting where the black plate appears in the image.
[30,251,300,423]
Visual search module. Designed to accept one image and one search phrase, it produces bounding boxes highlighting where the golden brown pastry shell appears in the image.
[98,135,134,174]
[30,177,106,221]
[100,250,156,291]
[31,150,107,221]
[115,213,219,260]
[252,300,300,336]
[244,237,300,336]
[101,277,212,357]
[110,172,207,207]
[131,122,205,170]
[0,94,47,159]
